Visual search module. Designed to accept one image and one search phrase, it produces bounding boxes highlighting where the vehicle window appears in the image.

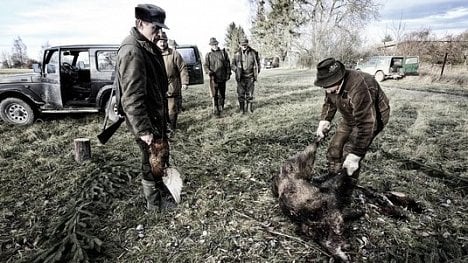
[76,51,90,69]
[45,50,59,75]
[61,51,75,65]
[97,51,117,71]
[177,48,197,64]
[405,57,418,64]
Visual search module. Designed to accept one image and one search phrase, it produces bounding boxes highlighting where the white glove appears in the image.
[140,134,153,145]
[316,120,331,139]
[343,153,362,176]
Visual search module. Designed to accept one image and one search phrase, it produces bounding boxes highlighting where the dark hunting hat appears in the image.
[314,58,346,87]
[158,31,168,40]
[135,4,169,29]
[239,38,249,45]
[209,37,219,45]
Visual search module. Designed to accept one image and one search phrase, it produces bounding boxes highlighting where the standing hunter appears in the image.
[204,37,231,116]
[314,57,390,207]
[231,37,261,114]
[117,3,176,211]
[155,30,189,133]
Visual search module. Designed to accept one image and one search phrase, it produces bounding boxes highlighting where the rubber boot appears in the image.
[338,169,360,213]
[239,101,246,114]
[141,179,160,210]
[219,98,225,111]
[169,114,177,131]
[247,102,254,113]
[212,98,220,116]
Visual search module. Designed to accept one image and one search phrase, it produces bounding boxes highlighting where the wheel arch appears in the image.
[96,85,114,111]
[0,91,40,114]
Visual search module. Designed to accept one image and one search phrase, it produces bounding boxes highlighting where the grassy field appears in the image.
[0,68,32,77]
[0,68,467,262]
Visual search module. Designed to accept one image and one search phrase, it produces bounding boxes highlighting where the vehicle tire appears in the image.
[0,98,35,125]
[105,95,120,123]
[374,71,385,82]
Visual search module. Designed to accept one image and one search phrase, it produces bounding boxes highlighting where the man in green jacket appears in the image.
[231,38,261,114]
[117,4,175,211]
[204,37,231,116]
[156,31,189,133]
[314,57,390,206]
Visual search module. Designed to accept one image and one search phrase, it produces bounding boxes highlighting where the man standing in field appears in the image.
[204,37,231,116]
[155,31,189,134]
[231,38,261,114]
[314,57,390,206]
[117,4,175,211]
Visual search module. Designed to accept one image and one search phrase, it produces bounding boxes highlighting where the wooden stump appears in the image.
[74,138,91,163]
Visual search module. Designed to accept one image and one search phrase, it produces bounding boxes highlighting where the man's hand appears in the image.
[343,153,361,176]
[316,120,331,140]
[140,134,153,145]
[182,84,188,90]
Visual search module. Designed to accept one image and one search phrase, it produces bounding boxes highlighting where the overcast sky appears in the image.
[0,0,467,61]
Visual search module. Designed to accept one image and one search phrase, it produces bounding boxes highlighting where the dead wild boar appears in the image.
[272,141,353,262]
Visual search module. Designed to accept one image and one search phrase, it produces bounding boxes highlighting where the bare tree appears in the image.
[11,36,28,68]
[250,0,380,67]
[1,50,11,68]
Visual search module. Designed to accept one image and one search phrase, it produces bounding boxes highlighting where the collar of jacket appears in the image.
[130,27,160,56]
[338,70,350,97]
[160,48,173,56]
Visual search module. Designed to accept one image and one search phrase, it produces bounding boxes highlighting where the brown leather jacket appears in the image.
[160,48,189,97]
[117,27,168,138]
[231,46,261,81]
[320,70,390,156]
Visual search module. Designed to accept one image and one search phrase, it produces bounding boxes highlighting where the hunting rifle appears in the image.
[97,87,124,144]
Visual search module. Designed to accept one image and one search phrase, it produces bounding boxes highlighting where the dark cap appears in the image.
[239,38,249,45]
[135,4,169,29]
[158,31,168,40]
[314,58,346,87]
[209,37,219,45]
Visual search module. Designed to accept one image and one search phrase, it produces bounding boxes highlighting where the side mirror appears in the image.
[32,63,41,73]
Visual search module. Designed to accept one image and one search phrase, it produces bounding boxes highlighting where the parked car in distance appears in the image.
[0,43,204,125]
[356,56,419,82]
[175,45,204,85]
[263,57,280,69]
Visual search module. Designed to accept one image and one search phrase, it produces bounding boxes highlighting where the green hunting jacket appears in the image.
[231,47,261,82]
[117,27,168,138]
[320,69,390,157]
[160,48,189,97]
[204,48,231,82]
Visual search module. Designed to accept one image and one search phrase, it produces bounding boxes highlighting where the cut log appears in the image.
[74,138,91,163]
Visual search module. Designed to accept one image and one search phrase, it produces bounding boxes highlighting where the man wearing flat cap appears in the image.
[155,31,189,134]
[204,37,231,116]
[314,57,390,206]
[116,3,175,211]
[231,37,261,114]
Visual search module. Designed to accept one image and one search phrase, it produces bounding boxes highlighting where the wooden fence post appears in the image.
[74,138,91,163]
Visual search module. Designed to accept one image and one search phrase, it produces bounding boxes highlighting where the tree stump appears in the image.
[74,138,91,163]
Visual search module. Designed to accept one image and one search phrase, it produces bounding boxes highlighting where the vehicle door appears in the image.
[403,56,419,75]
[36,49,63,109]
[176,45,204,85]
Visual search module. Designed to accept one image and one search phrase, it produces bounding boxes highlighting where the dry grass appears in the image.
[0,68,466,262]
[0,68,32,77]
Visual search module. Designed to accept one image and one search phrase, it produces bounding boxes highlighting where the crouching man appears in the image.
[313,58,390,206]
